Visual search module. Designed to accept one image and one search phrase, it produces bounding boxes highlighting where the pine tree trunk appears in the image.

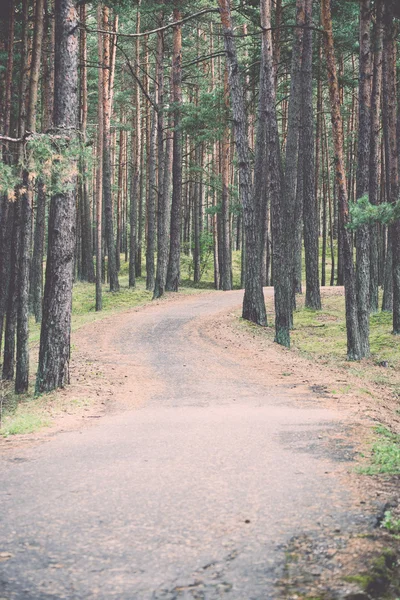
[0,0,15,355]
[79,2,95,284]
[16,0,45,393]
[146,107,157,291]
[154,111,173,298]
[220,67,232,291]
[129,3,141,287]
[36,0,79,393]
[284,0,305,315]
[382,6,400,332]
[218,0,267,326]
[302,0,321,309]
[29,0,55,322]
[166,9,183,292]
[321,0,362,360]
[102,7,119,292]
[2,204,19,381]
[355,0,372,357]
[261,0,290,342]
[369,0,384,313]
[95,4,104,311]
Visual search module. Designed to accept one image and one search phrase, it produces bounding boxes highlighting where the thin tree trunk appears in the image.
[302,0,321,309]
[355,0,372,357]
[283,0,305,317]
[96,4,104,311]
[369,0,384,313]
[102,7,119,292]
[129,2,141,287]
[220,66,232,290]
[16,0,45,393]
[382,6,400,332]
[166,9,183,292]
[146,106,157,291]
[321,0,362,360]
[79,2,95,283]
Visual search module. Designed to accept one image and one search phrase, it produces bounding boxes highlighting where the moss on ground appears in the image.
[344,549,400,598]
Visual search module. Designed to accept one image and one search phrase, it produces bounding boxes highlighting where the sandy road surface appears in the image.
[0,290,372,599]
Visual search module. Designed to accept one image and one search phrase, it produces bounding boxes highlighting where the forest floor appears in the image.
[0,287,399,599]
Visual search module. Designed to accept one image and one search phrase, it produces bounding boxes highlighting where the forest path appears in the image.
[0,290,369,599]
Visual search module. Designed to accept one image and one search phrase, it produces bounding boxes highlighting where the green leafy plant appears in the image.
[381,511,400,534]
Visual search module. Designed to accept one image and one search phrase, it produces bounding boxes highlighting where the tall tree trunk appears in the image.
[166,9,183,292]
[382,5,400,332]
[116,111,125,273]
[16,0,45,393]
[129,2,141,287]
[30,0,55,322]
[302,0,321,309]
[95,4,104,311]
[218,0,267,326]
[154,109,173,298]
[284,0,305,317]
[355,0,372,357]
[321,0,362,360]
[102,7,119,292]
[79,2,95,283]
[2,204,19,381]
[36,0,79,393]
[262,0,290,342]
[369,0,384,313]
[0,0,15,355]
[220,66,232,291]
[146,106,157,291]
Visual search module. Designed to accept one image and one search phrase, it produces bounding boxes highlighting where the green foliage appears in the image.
[0,134,92,198]
[361,426,400,475]
[381,511,400,534]
[199,230,214,281]
[181,88,227,143]
[348,195,399,230]
[0,161,16,197]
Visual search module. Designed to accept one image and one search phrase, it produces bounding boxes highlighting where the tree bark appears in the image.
[146,106,157,291]
[218,0,267,326]
[284,0,305,317]
[16,0,45,393]
[129,2,141,288]
[220,66,232,291]
[78,1,95,284]
[36,0,79,393]
[369,0,384,313]
[166,9,183,292]
[301,0,321,310]
[355,0,372,357]
[321,0,362,360]
[261,0,290,342]
[96,4,104,311]
[382,5,400,332]
[102,6,119,292]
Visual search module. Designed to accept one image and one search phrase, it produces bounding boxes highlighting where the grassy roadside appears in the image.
[261,288,400,476]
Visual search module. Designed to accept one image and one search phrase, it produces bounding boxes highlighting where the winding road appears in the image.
[0,290,366,599]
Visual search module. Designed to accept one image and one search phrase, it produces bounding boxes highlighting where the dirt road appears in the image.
[0,290,377,599]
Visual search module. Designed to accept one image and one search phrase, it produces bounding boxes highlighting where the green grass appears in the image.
[1,412,50,436]
[359,426,400,475]
[291,292,400,366]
